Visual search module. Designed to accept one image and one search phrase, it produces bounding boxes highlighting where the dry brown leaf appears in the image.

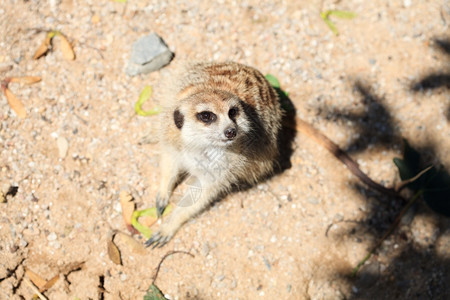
[60,261,85,276]
[119,190,135,228]
[3,87,26,118]
[59,34,75,60]
[33,35,51,60]
[25,269,47,291]
[107,237,122,265]
[10,76,42,84]
[0,63,13,73]
[116,232,146,255]
[40,274,59,293]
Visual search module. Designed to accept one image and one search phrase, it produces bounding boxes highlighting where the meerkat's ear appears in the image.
[173,109,184,129]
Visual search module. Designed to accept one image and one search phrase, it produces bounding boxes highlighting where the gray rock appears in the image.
[126,33,174,76]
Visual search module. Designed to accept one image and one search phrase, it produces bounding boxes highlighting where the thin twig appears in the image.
[325,219,364,237]
[152,250,194,284]
[23,277,48,300]
[351,189,423,276]
[395,165,433,192]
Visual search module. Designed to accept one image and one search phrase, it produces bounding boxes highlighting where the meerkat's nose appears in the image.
[224,127,237,140]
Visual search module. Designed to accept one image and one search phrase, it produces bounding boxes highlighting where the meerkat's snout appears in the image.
[224,127,237,139]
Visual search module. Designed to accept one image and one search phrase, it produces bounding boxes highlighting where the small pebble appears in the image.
[57,137,69,159]
[47,232,57,241]
[216,274,225,281]
[307,197,319,205]
[126,33,174,76]
[201,242,210,256]
[50,241,62,249]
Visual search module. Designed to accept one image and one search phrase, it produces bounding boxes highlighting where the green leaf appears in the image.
[265,74,281,88]
[393,139,423,189]
[402,139,421,175]
[393,158,416,182]
[423,168,450,217]
[328,10,357,19]
[265,74,289,97]
[135,86,161,116]
[320,11,330,20]
[394,139,450,217]
[320,10,356,35]
[48,31,57,39]
[131,205,174,239]
[323,18,339,35]
[113,0,127,3]
[131,208,156,239]
[143,284,166,300]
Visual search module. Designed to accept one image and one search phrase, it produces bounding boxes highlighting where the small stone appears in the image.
[120,273,128,281]
[126,33,174,76]
[50,241,61,249]
[201,242,210,256]
[19,238,28,248]
[47,232,57,241]
[307,197,319,204]
[403,0,412,7]
[113,201,121,213]
[57,137,69,159]
[230,280,237,289]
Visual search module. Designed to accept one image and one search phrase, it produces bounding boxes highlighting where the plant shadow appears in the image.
[318,80,400,154]
[411,38,450,121]
[317,76,450,298]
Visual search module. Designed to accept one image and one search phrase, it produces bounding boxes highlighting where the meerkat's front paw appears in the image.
[156,192,169,217]
[144,222,177,248]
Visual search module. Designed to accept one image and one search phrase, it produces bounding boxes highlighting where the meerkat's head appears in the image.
[173,89,251,149]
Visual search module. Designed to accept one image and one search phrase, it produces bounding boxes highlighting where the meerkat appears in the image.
[145,61,283,248]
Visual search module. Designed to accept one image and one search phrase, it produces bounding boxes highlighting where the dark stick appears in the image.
[152,250,194,284]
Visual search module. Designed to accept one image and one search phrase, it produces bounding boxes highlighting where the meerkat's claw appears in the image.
[144,231,171,249]
[155,193,168,217]
[156,202,166,218]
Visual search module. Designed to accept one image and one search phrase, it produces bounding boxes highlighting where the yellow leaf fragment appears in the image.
[119,191,135,228]
[59,34,75,60]
[135,85,161,116]
[10,76,42,84]
[3,87,26,118]
[40,274,59,293]
[107,238,122,265]
[33,35,52,60]
[25,269,47,291]
[116,232,146,255]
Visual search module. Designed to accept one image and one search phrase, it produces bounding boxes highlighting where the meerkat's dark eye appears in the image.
[228,107,238,120]
[228,107,238,119]
[197,111,217,124]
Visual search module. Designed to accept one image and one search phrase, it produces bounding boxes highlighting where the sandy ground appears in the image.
[1,0,450,299]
